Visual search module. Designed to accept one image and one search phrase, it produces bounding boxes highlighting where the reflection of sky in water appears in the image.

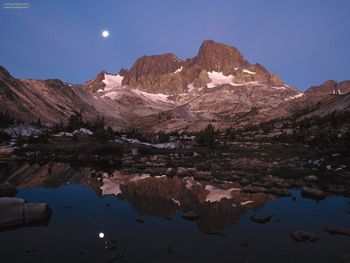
[0,184,349,263]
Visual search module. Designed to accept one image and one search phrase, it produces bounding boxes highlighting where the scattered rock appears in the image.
[167,246,174,255]
[324,227,350,236]
[24,247,35,253]
[176,167,190,177]
[250,215,272,224]
[267,187,291,197]
[182,211,199,221]
[136,218,144,224]
[290,230,319,242]
[240,241,249,247]
[193,152,201,157]
[304,175,319,182]
[165,167,176,176]
[242,186,266,194]
[107,250,125,263]
[192,171,213,180]
[0,183,17,197]
[239,178,251,185]
[326,165,332,171]
[301,187,326,199]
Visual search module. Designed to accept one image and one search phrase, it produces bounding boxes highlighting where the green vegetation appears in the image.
[196,124,218,148]
[0,110,14,128]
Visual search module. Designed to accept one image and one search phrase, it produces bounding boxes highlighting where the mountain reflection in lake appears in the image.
[1,163,349,263]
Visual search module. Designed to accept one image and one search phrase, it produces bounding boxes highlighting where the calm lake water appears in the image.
[0,183,349,263]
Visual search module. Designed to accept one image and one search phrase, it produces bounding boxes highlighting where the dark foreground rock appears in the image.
[0,183,17,197]
[290,230,319,242]
[250,215,272,224]
[324,227,350,236]
[0,197,52,230]
[301,187,326,199]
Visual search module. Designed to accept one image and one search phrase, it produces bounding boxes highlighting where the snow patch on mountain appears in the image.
[285,93,304,101]
[272,86,286,90]
[133,89,170,103]
[187,83,195,92]
[174,66,183,74]
[242,69,256,75]
[101,87,171,104]
[102,73,123,89]
[207,71,235,88]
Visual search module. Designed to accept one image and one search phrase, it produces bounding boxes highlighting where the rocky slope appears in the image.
[1,40,349,132]
[0,66,98,126]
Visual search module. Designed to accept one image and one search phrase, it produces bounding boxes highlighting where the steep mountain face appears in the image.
[0,66,97,125]
[119,40,284,95]
[1,40,349,132]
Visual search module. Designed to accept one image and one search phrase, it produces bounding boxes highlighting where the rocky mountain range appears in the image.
[1,40,349,132]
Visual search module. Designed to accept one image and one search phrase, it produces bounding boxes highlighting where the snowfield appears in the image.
[102,73,123,90]
[207,71,235,88]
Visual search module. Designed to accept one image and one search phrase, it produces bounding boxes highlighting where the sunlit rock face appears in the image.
[101,172,275,232]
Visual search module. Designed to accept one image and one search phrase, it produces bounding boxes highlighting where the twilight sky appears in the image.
[0,0,349,91]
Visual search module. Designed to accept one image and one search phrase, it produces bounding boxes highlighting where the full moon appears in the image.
[102,30,109,38]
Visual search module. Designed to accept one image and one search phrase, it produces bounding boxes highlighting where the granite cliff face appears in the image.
[1,40,349,131]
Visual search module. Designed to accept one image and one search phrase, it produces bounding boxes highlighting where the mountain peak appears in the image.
[194,40,249,74]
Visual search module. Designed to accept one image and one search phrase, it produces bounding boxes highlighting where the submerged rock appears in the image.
[250,215,272,224]
[324,227,350,236]
[290,230,319,242]
[182,211,199,221]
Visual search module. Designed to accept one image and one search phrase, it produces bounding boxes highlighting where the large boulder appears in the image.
[0,197,52,230]
[0,197,25,229]
[24,203,52,225]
